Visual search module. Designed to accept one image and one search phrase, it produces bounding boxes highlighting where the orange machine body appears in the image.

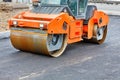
[9,10,109,44]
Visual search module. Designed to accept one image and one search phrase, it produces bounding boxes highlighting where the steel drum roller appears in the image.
[10,28,67,57]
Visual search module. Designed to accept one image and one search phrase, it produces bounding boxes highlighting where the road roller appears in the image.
[8,0,109,57]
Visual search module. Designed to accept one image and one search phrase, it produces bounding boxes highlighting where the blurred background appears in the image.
[0,0,120,4]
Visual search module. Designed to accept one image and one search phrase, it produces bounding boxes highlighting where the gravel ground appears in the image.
[0,9,27,32]
[0,2,29,32]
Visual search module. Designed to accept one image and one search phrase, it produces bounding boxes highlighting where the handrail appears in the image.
[89,1,120,4]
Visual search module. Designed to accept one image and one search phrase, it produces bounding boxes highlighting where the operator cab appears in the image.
[32,0,88,19]
[67,0,88,19]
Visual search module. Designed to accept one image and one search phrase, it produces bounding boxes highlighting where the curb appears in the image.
[98,10,120,16]
[0,31,10,40]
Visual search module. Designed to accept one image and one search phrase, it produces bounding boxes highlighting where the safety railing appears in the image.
[1,0,32,3]
[13,0,32,3]
[89,0,120,4]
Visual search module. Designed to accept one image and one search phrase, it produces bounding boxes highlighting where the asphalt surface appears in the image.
[0,16,120,80]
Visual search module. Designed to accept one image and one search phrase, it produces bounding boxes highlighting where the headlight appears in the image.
[13,21,18,26]
[40,24,44,30]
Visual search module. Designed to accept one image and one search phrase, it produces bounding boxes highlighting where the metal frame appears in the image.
[75,0,88,19]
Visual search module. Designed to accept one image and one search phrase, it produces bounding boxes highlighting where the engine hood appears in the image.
[22,11,59,20]
[32,6,65,14]
[21,6,66,20]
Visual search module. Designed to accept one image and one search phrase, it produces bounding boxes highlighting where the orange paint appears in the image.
[9,9,109,44]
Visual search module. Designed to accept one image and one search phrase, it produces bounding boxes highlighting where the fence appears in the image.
[89,0,120,4]
[0,0,32,3]
[12,0,32,3]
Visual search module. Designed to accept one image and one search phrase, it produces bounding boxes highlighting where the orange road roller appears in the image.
[8,0,109,57]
